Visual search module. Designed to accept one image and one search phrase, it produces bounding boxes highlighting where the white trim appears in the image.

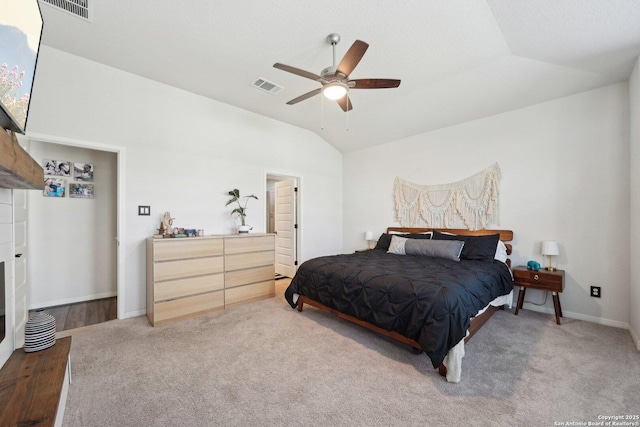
[54,357,71,427]
[520,303,630,330]
[26,132,126,320]
[629,324,640,351]
[28,291,117,310]
[123,308,146,318]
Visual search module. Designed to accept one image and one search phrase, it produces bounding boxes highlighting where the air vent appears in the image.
[40,0,90,20]
[251,78,283,95]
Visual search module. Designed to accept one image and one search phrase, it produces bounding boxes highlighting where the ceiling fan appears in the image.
[273,33,401,112]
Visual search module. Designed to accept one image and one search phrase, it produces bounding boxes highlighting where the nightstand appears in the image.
[513,266,565,325]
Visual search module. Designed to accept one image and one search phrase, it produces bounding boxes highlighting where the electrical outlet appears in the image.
[590,286,601,298]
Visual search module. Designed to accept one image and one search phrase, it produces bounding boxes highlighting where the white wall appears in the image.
[26,141,117,308]
[26,46,343,318]
[0,189,14,367]
[344,83,630,327]
[630,57,640,348]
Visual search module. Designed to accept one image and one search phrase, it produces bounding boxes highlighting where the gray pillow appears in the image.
[405,239,465,261]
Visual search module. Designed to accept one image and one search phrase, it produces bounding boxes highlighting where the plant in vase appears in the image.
[226,188,258,233]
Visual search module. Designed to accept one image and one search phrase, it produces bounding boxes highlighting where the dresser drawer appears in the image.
[153,291,224,326]
[225,265,274,289]
[153,238,223,262]
[224,235,275,255]
[513,269,563,292]
[154,256,224,282]
[224,250,274,272]
[154,273,224,302]
[225,280,274,307]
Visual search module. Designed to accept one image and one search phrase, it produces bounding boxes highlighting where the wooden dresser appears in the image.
[147,234,275,326]
[224,235,276,307]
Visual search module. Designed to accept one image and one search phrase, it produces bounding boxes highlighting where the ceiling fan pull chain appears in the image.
[320,89,325,131]
[346,93,350,131]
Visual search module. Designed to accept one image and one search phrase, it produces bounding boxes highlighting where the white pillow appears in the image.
[494,240,508,263]
[388,230,433,238]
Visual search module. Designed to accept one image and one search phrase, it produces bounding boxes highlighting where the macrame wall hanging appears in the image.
[394,163,501,231]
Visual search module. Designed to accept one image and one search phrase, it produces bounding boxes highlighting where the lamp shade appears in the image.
[364,231,374,241]
[541,241,559,256]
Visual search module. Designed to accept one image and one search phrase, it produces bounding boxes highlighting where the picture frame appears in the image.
[43,177,66,197]
[73,162,94,182]
[43,159,71,177]
[69,183,94,199]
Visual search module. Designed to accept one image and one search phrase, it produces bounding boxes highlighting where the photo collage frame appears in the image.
[43,159,94,199]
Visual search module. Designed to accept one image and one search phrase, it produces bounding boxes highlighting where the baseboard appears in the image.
[629,324,640,351]
[519,303,629,329]
[123,309,146,319]
[28,291,117,310]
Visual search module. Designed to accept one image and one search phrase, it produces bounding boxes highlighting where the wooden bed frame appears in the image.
[296,227,514,378]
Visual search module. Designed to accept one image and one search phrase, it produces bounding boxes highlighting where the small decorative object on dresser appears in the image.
[226,188,258,233]
[513,266,565,325]
[162,212,174,236]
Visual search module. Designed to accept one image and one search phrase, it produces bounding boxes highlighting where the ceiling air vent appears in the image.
[40,0,90,21]
[251,78,283,95]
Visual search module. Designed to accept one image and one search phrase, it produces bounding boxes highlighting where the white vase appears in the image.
[237,225,251,234]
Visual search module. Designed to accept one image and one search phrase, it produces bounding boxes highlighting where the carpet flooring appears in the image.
[59,290,639,426]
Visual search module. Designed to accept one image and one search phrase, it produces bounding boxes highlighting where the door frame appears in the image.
[12,188,28,350]
[27,132,126,319]
[265,172,301,276]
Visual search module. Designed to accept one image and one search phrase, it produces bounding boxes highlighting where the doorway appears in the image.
[266,174,300,279]
[27,132,125,321]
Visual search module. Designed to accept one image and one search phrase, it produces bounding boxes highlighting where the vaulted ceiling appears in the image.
[38,0,640,152]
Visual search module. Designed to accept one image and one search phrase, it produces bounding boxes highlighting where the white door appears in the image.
[13,189,28,349]
[275,179,297,278]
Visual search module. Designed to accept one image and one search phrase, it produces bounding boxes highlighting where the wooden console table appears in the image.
[0,336,72,426]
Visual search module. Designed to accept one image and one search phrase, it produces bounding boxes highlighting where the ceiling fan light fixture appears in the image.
[323,82,348,100]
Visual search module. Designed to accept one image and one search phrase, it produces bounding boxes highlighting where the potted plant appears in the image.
[226,189,258,233]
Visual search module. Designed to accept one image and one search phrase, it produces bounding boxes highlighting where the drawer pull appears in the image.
[534,274,539,280]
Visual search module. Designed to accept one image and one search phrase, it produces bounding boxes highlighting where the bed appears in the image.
[284,227,514,382]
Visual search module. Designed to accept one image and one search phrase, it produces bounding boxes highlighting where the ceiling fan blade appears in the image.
[336,95,353,112]
[350,79,401,89]
[286,88,322,105]
[273,63,323,82]
[336,40,369,76]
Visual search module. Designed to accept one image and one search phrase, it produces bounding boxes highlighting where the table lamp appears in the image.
[541,241,559,271]
[364,231,375,249]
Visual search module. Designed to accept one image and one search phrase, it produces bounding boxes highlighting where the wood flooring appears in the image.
[31,278,287,333]
[30,297,117,332]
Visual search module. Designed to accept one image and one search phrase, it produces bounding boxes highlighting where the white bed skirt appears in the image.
[442,290,513,383]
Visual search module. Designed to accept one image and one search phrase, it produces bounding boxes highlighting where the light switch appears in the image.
[138,205,150,216]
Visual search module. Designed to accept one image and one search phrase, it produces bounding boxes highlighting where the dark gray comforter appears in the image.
[284,249,513,368]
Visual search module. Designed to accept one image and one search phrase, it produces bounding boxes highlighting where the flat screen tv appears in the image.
[0,0,43,134]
